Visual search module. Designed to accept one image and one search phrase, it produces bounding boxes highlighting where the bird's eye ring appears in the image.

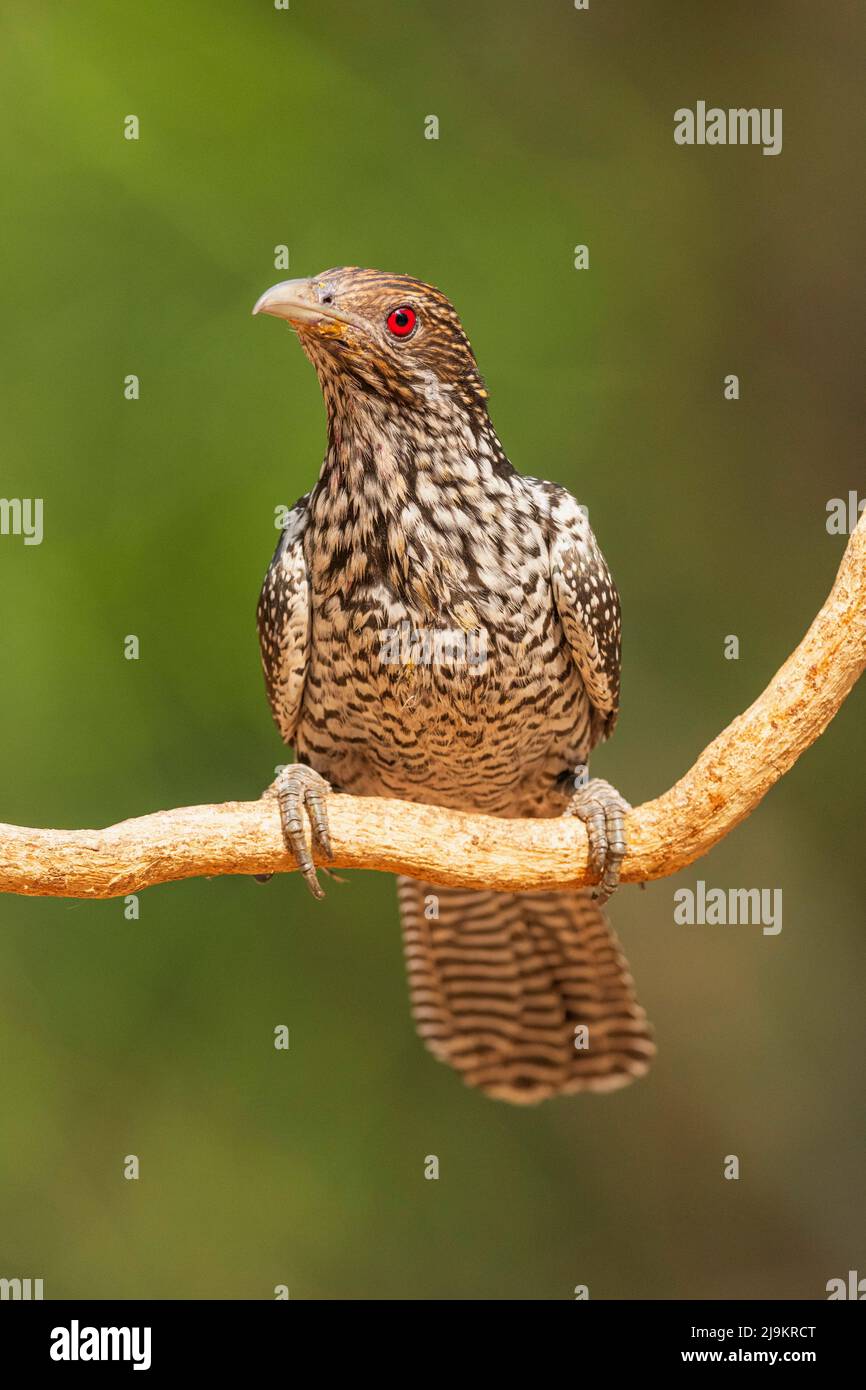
[386,306,417,338]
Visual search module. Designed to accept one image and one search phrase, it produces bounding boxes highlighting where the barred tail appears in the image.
[396,877,655,1103]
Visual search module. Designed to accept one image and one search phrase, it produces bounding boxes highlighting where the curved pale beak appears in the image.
[252,278,352,333]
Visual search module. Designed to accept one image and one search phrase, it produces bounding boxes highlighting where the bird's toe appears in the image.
[267,764,333,898]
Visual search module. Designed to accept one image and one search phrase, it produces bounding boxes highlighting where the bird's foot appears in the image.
[260,764,333,899]
[566,777,630,905]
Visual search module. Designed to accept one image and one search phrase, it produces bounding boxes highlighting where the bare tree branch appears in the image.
[2,514,864,900]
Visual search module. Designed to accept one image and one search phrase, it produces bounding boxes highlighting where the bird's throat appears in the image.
[308,387,510,610]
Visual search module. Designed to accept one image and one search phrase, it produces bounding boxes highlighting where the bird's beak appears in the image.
[251,278,351,334]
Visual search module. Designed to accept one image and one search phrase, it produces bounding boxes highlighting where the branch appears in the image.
[2,514,864,900]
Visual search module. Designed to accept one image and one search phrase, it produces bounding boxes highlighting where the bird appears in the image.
[252,267,655,1103]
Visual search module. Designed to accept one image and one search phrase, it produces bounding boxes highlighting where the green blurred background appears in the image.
[0,0,863,1299]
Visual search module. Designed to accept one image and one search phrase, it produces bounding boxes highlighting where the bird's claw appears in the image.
[263,764,333,899]
[567,777,630,905]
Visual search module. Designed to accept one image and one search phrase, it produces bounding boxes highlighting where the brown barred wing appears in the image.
[527,479,622,740]
[256,493,312,747]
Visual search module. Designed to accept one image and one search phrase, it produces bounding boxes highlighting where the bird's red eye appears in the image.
[386,306,417,338]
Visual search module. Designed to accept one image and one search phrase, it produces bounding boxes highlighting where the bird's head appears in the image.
[252,267,488,416]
